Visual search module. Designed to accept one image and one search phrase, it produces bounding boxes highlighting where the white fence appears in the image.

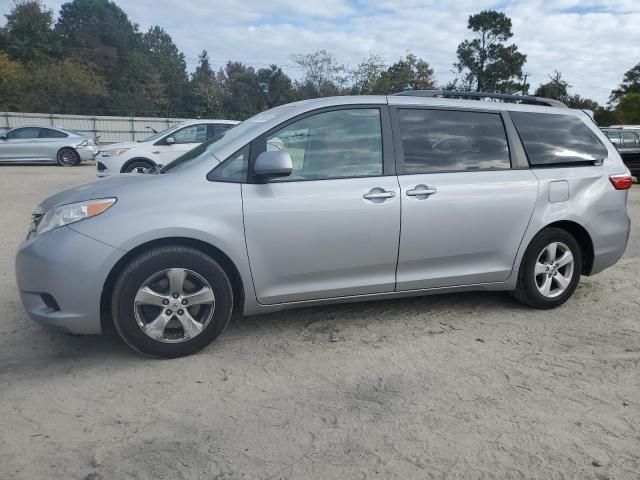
[0,111,207,143]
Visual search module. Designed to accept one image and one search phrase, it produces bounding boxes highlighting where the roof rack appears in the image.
[392,90,568,108]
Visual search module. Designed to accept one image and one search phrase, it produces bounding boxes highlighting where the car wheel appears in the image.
[123,160,154,173]
[512,227,582,309]
[56,147,80,166]
[111,246,233,358]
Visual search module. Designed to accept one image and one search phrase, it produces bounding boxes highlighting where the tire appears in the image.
[123,159,154,174]
[111,246,233,358]
[56,147,80,167]
[512,227,582,309]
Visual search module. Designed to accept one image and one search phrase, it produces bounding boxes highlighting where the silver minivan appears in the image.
[16,91,632,358]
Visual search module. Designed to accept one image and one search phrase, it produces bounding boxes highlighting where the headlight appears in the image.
[36,198,116,236]
[101,148,130,157]
[77,140,89,147]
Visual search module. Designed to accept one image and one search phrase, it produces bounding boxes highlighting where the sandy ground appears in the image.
[0,164,639,480]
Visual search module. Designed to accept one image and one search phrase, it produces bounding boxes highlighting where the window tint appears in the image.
[265,108,383,181]
[171,124,208,144]
[397,109,510,174]
[39,128,68,138]
[7,127,41,139]
[621,132,639,147]
[511,112,608,166]
[604,130,621,144]
[208,146,249,183]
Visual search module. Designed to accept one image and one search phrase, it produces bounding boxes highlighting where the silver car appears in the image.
[15,91,632,358]
[0,126,98,166]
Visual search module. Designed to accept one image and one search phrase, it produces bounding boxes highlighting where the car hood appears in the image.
[100,141,145,151]
[35,174,158,213]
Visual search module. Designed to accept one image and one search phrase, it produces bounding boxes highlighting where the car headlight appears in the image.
[101,148,130,157]
[36,198,116,236]
[76,140,89,147]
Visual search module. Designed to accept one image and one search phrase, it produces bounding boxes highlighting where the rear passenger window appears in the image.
[397,109,510,174]
[511,112,608,166]
[39,128,68,138]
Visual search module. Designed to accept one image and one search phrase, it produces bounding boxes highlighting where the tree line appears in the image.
[0,0,638,125]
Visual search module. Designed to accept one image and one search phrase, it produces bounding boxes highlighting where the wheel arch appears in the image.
[56,146,80,162]
[535,220,595,275]
[120,157,156,173]
[100,237,245,333]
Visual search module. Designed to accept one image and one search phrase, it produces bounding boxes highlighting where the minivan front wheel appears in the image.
[111,246,233,358]
[512,228,582,309]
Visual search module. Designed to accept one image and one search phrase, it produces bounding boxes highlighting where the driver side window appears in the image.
[265,108,383,182]
[7,127,41,139]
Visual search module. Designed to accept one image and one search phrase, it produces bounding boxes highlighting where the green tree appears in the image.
[534,70,569,100]
[454,10,527,93]
[19,58,107,113]
[185,50,224,117]
[594,107,619,126]
[610,63,640,104]
[256,65,295,108]
[350,54,386,94]
[142,26,188,110]
[616,93,640,124]
[220,61,263,119]
[0,52,24,110]
[56,0,163,113]
[292,49,346,97]
[372,53,436,94]
[0,0,59,63]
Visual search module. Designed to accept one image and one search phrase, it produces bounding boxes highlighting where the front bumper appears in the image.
[15,226,121,334]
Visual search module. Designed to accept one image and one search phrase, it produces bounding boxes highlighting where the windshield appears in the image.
[141,123,183,142]
[161,106,296,173]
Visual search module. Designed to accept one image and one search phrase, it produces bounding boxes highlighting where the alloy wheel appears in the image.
[534,242,575,298]
[133,268,216,343]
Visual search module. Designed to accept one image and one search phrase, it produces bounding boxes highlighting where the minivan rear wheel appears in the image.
[512,227,582,309]
[111,246,233,358]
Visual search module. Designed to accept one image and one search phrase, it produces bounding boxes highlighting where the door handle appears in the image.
[363,189,395,202]
[406,185,437,197]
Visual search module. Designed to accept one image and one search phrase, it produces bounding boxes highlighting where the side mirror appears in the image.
[0,135,7,141]
[165,136,175,145]
[253,151,293,179]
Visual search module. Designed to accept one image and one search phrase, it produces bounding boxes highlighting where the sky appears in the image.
[3,0,639,104]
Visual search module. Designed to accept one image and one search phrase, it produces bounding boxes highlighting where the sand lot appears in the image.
[0,164,639,480]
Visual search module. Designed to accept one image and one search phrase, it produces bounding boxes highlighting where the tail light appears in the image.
[609,175,633,190]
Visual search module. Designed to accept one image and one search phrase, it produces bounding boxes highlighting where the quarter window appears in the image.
[265,108,383,181]
[511,112,608,166]
[39,128,68,138]
[397,109,510,174]
[208,146,249,183]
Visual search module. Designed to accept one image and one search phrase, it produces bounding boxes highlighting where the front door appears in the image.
[0,127,42,161]
[242,107,401,305]
[393,108,538,290]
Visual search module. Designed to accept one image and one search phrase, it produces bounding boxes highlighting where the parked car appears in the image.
[96,120,239,177]
[0,126,97,166]
[16,91,632,358]
[602,127,640,177]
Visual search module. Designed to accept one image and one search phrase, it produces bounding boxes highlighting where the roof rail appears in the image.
[392,90,568,108]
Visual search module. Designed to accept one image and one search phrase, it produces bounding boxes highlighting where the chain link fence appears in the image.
[0,111,207,144]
